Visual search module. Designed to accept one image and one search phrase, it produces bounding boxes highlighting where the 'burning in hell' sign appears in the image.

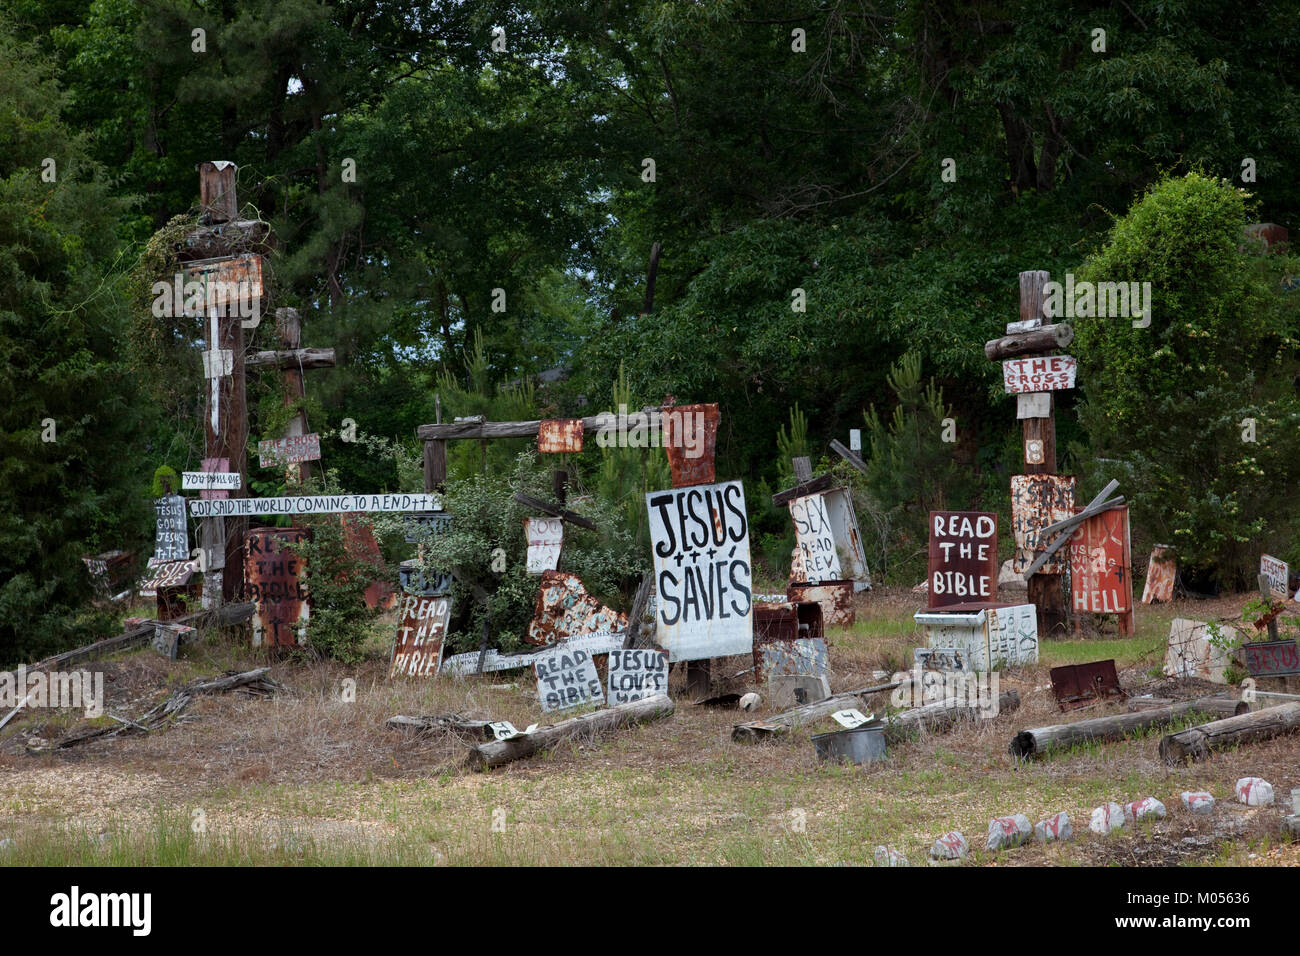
[646,480,753,662]
[927,511,998,608]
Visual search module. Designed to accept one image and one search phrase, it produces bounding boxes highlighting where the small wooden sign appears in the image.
[258,433,321,468]
[153,495,189,562]
[389,594,451,678]
[524,517,564,574]
[927,511,998,608]
[182,470,241,491]
[535,645,604,712]
[1002,355,1076,393]
[190,493,442,517]
[1260,554,1290,599]
[606,648,669,704]
[1243,640,1300,678]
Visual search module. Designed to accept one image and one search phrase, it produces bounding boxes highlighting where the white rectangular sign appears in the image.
[525,517,564,574]
[790,493,842,583]
[1002,355,1077,393]
[535,646,605,713]
[182,471,242,491]
[646,480,753,662]
[189,492,442,517]
[606,648,669,704]
[440,631,625,676]
[1261,554,1289,598]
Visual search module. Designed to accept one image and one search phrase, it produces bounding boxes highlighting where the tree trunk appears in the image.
[1011,696,1248,759]
[466,694,675,771]
[984,323,1074,360]
[1159,702,1300,765]
[732,681,902,743]
[884,690,1020,743]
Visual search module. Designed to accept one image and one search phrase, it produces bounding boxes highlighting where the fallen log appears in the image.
[1159,701,1300,765]
[1011,696,1248,759]
[984,323,1074,360]
[385,714,495,740]
[466,694,674,771]
[731,681,902,743]
[884,690,1020,743]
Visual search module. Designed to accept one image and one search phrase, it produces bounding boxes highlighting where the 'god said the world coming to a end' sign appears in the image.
[927,511,998,608]
[646,479,753,662]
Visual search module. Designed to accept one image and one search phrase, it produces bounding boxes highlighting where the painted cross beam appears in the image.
[771,474,834,507]
[512,492,598,531]
[1021,480,1123,580]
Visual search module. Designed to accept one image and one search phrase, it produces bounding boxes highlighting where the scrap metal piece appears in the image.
[787,581,854,628]
[526,570,628,646]
[537,418,584,454]
[1049,659,1123,711]
[245,526,311,648]
[662,403,719,488]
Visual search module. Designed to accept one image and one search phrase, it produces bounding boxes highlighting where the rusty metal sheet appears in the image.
[753,601,823,679]
[663,403,719,488]
[1049,659,1122,711]
[1010,474,1076,575]
[1243,640,1300,678]
[787,581,854,628]
[927,511,998,609]
[258,433,321,468]
[339,513,391,609]
[759,637,828,679]
[537,418,584,454]
[1162,618,1234,684]
[524,516,564,574]
[1141,545,1176,604]
[389,594,451,678]
[1002,355,1077,393]
[245,526,311,648]
[525,570,628,646]
[1068,505,1132,615]
[645,480,752,660]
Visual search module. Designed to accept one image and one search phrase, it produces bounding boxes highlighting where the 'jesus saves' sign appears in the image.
[646,480,753,662]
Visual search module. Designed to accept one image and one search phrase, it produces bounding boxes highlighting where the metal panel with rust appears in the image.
[1068,504,1132,615]
[258,433,321,468]
[525,570,628,646]
[1050,659,1122,711]
[790,488,870,586]
[1243,640,1300,678]
[245,526,311,648]
[787,581,855,628]
[1010,474,1076,574]
[537,418,584,454]
[752,601,823,679]
[662,403,719,488]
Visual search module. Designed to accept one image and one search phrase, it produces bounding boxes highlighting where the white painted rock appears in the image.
[986,813,1033,850]
[1124,797,1167,823]
[1089,802,1125,834]
[929,831,968,860]
[1236,777,1274,806]
[997,558,1027,591]
[1180,791,1216,815]
[873,845,910,867]
[1034,812,1073,843]
[738,692,762,712]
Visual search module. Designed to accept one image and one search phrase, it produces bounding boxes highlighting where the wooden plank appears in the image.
[771,473,833,507]
[512,492,597,531]
[190,493,442,518]
[731,680,901,742]
[928,511,998,609]
[882,690,1020,743]
[984,323,1074,361]
[245,347,336,371]
[792,457,813,483]
[417,406,661,441]
[829,439,868,474]
[1002,355,1077,393]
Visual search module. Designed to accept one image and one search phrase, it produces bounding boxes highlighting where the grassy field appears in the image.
[1,587,1297,866]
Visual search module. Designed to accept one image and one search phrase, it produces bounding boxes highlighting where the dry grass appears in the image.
[0,587,1296,865]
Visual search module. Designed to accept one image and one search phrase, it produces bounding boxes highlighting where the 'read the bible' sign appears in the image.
[927,511,998,608]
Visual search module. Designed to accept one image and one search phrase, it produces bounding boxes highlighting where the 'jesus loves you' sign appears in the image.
[646,480,753,662]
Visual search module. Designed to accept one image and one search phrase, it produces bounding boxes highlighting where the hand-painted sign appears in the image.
[646,480,753,661]
[1261,555,1290,599]
[535,645,604,712]
[404,511,452,544]
[1069,505,1132,614]
[245,526,310,648]
[398,559,452,597]
[526,570,628,645]
[606,648,669,704]
[1002,356,1077,393]
[987,604,1039,667]
[927,511,998,608]
[524,517,564,574]
[440,630,625,676]
[389,594,451,678]
[153,495,189,562]
[182,470,242,491]
[190,493,442,517]
[198,457,232,500]
[138,557,200,598]
[1141,545,1176,604]
[1242,640,1300,678]
[258,433,322,468]
[789,488,870,586]
[1010,475,1076,574]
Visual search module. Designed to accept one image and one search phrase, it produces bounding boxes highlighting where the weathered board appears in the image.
[440,630,625,676]
[914,647,970,672]
[1002,355,1077,393]
[1162,618,1234,684]
[1010,475,1076,574]
[153,495,189,562]
[138,557,199,598]
[198,456,231,500]
[403,510,452,544]
[389,594,451,678]
[190,493,441,517]
[537,418,584,454]
[524,517,564,574]
[787,581,855,627]
[759,637,829,678]
[1243,640,1300,678]
[245,526,310,648]
[398,559,452,597]
[927,511,998,609]
[790,493,842,583]
[913,604,1037,670]
[1261,554,1290,599]
[258,433,321,468]
[606,648,669,704]
[180,254,264,314]
[535,645,605,712]
[1141,545,1176,604]
[646,480,753,661]
[182,469,241,491]
[987,604,1039,667]
[1069,505,1132,614]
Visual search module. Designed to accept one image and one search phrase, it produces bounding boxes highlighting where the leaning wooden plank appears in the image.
[1159,701,1300,765]
[417,406,661,441]
[731,681,901,743]
[466,694,674,771]
[884,690,1020,744]
[1012,696,1248,759]
[828,439,868,475]
[512,492,598,531]
[771,474,834,508]
[385,714,495,739]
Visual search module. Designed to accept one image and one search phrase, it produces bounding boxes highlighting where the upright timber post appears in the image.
[1018,270,1066,637]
